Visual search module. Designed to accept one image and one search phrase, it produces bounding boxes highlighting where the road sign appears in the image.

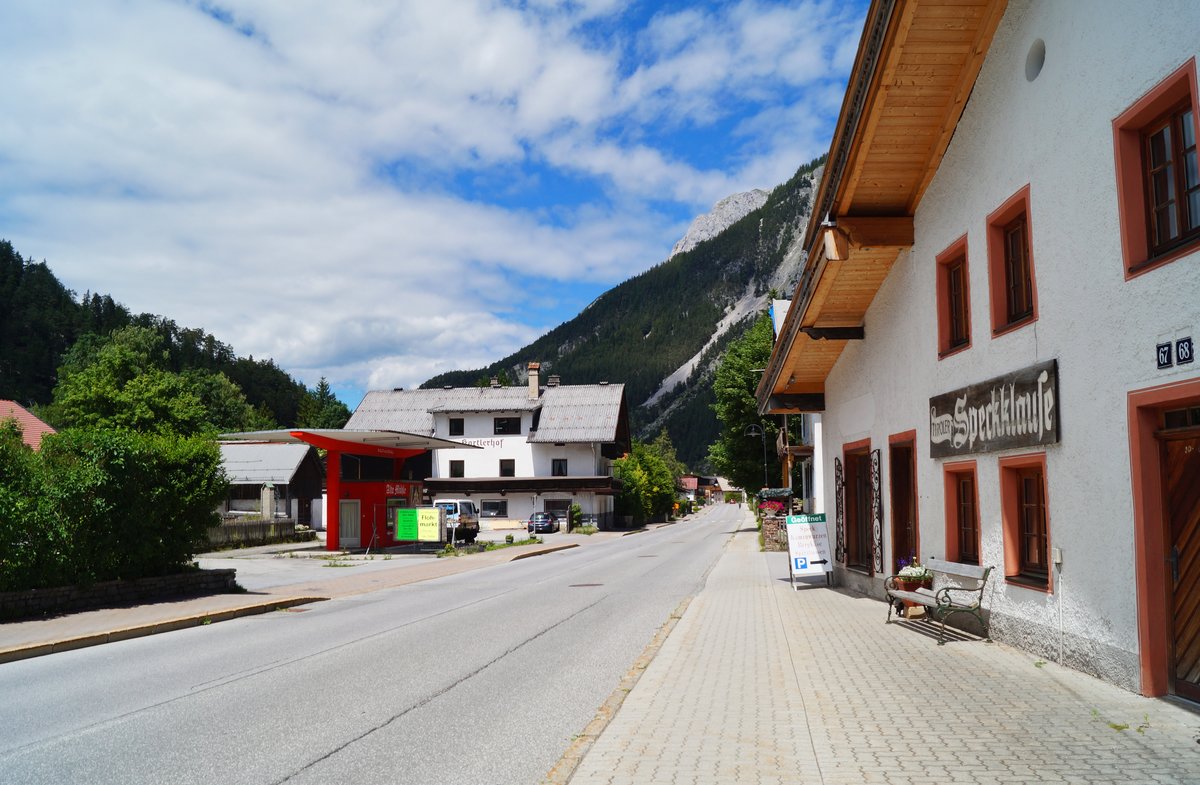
[786,514,831,587]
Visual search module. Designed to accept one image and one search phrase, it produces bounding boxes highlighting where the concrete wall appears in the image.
[820,0,1200,692]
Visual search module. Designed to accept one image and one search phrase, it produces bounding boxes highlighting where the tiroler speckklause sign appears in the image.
[929,359,1059,458]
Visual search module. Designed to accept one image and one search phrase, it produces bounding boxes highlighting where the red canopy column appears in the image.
[325,449,341,552]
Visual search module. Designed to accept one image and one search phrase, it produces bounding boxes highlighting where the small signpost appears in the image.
[786,513,832,589]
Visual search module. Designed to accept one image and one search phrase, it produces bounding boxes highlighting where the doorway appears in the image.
[1129,379,1200,697]
[339,500,361,549]
[1161,422,1200,701]
[890,436,919,575]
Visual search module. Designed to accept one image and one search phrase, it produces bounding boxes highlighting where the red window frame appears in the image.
[935,235,971,358]
[1113,57,1200,277]
[986,185,1038,337]
[942,460,980,565]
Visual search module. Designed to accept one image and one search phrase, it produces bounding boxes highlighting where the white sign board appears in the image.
[786,514,831,579]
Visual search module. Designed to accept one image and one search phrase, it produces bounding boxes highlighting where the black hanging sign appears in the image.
[929,359,1060,459]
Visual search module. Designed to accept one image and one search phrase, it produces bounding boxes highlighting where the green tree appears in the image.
[613,441,675,524]
[647,429,688,484]
[297,377,351,429]
[707,312,782,492]
[45,326,262,435]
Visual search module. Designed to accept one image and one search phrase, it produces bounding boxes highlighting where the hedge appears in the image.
[0,424,227,592]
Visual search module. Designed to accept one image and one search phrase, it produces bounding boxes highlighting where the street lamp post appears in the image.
[744,423,768,489]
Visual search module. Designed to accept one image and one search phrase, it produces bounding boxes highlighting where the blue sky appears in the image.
[0,0,867,407]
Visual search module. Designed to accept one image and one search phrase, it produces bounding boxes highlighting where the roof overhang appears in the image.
[422,476,623,495]
[757,0,1007,414]
[219,429,478,458]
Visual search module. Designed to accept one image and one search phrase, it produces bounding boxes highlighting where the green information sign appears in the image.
[395,509,419,540]
[787,513,827,525]
[395,508,443,542]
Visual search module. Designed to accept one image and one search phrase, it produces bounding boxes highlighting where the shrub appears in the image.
[1,428,228,591]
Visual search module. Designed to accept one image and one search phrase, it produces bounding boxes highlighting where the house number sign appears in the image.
[929,359,1060,459]
[1159,336,1194,369]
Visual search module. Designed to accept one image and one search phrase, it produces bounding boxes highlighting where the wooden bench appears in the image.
[885,557,992,644]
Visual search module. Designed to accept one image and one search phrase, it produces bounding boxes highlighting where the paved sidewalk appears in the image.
[567,524,1200,785]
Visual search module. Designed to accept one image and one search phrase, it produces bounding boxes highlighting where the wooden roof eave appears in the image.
[757,0,1007,415]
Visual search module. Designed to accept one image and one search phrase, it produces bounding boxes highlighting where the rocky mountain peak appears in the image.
[669,189,770,259]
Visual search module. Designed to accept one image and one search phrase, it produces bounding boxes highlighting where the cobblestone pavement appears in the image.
[567,522,1200,785]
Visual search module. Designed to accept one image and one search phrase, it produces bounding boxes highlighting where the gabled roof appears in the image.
[219,442,315,485]
[757,0,1007,414]
[0,400,56,450]
[528,383,627,445]
[344,382,631,453]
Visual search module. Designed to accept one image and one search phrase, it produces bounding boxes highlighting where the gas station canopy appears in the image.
[219,429,478,458]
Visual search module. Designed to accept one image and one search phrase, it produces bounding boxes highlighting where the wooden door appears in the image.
[339,500,361,549]
[890,442,917,574]
[1163,431,1200,701]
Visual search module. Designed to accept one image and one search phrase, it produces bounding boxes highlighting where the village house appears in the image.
[346,363,630,527]
[0,400,55,450]
[758,0,1200,699]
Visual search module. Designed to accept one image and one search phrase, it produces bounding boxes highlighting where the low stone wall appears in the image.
[0,569,239,621]
[760,515,788,551]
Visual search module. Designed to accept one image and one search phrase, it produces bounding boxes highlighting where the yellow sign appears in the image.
[417,508,441,542]
[395,507,444,542]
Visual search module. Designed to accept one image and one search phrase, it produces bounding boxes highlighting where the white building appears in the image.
[346,363,630,526]
[759,0,1200,699]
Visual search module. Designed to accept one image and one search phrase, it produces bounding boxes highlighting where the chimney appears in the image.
[490,376,500,388]
[527,361,541,399]
[547,374,560,387]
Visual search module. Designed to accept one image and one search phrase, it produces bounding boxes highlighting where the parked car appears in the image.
[527,511,559,534]
[434,499,480,543]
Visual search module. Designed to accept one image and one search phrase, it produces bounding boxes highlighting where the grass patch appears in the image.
[436,536,543,558]
[574,525,599,535]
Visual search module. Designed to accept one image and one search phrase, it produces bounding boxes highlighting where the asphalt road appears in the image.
[0,504,745,785]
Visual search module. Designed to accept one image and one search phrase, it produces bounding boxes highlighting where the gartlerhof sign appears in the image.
[929,359,1059,459]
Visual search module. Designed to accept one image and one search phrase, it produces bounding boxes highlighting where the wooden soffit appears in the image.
[757,0,1006,415]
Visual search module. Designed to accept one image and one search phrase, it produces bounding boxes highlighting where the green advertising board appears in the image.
[395,508,443,541]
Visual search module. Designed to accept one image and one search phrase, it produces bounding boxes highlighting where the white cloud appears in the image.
[0,0,865,402]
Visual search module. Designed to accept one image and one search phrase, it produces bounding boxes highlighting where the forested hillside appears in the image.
[0,240,323,427]
[423,156,823,467]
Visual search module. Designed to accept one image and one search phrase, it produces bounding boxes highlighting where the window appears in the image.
[499,459,515,477]
[551,458,568,476]
[999,453,1050,590]
[1003,218,1034,323]
[843,443,873,572]
[481,499,508,518]
[449,417,464,436]
[449,460,464,478]
[340,454,393,481]
[943,461,980,565]
[986,185,1037,335]
[494,417,521,435]
[1113,58,1200,275]
[1146,107,1199,254]
[935,236,971,357]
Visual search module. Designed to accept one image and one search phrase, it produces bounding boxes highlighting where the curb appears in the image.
[542,595,694,785]
[510,543,579,561]
[0,596,326,665]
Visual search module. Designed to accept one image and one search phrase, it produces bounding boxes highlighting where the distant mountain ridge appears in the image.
[670,189,769,259]
[422,156,823,468]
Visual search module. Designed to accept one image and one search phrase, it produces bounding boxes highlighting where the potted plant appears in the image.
[894,560,933,592]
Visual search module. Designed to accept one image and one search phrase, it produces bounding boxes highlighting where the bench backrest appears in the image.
[927,557,991,585]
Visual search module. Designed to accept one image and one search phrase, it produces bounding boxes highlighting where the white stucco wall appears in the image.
[819,0,1200,690]
[427,411,614,521]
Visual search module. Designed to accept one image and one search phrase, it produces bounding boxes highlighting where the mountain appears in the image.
[422,156,824,468]
[670,189,769,258]
[0,239,314,426]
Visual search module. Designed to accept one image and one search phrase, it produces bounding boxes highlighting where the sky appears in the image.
[0,0,867,407]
